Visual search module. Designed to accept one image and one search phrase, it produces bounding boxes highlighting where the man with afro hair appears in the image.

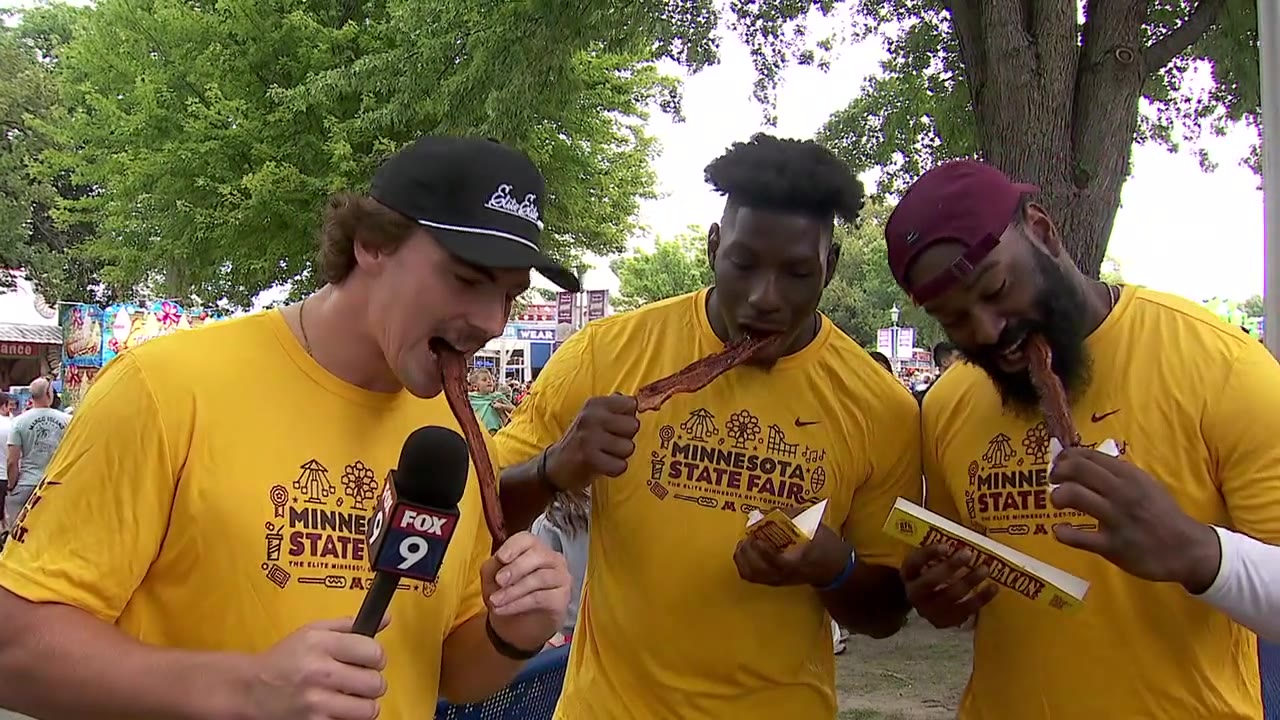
[493,133,921,719]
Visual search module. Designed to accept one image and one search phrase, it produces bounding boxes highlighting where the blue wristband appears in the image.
[816,553,856,592]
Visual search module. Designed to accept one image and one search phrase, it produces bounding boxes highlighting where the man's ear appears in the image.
[1024,202,1065,258]
[352,229,387,277]
[824,241,841,287]
[706,223,720,269]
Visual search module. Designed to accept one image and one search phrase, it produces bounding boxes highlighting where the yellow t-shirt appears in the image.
[495,290,921,720]
[922,285,1280,720]
[0,311,492,719]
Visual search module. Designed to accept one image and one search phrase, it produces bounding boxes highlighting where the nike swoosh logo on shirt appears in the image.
[1090,409,1120,423]
[794,419,820,427]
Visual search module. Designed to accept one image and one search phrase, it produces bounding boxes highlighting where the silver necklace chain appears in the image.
[298,296,312,355]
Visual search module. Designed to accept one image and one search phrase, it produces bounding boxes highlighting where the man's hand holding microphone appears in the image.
[243,615,390,720]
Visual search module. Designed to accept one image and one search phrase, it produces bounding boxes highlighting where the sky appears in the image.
[578,20,1264,304]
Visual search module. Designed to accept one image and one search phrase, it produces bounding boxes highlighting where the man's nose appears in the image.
[471,296,509,341]
[969,306,1006,348]
[747,276,784,315]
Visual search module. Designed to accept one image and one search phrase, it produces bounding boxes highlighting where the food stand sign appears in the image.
[0,342,41,359]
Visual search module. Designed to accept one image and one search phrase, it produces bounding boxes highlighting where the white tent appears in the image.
[0,270,60,346]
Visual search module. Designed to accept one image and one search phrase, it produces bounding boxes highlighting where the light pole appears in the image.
[889,305,901,368]
[1262,0,1280,357]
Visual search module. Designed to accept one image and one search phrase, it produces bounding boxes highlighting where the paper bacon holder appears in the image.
[882,498,1091,613]
[744,499,829,553]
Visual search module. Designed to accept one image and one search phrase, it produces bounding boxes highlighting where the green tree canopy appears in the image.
[811,0,1259,277]
[820,204,945,349]
[0,3,109,303]
[609,228,712,311]
[1242,294,1264,319]
[28,0,734,307]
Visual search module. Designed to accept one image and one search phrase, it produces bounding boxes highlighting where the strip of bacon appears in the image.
[437,347,507,552]
[635,334,781,413]
[1026,335,1080,447]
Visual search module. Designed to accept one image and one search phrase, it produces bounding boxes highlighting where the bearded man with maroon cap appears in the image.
[884,159,1280,719]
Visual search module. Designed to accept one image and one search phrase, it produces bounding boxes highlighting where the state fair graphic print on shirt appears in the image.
[259,458,440,598]
[962,421,1128,540]
[645,407,828,515]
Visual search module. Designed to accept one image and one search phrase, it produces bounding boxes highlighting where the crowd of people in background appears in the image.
[866,340,960,404]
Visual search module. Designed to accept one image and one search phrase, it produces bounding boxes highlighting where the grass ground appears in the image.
[835,614,973,720]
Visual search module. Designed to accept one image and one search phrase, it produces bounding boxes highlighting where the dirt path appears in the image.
[835,615,973,720]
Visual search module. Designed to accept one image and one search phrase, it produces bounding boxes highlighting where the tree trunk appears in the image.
[163,258,189,301]
[948,0,1149,278]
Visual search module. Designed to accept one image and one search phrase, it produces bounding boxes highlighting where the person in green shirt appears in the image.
[468,368,515,434]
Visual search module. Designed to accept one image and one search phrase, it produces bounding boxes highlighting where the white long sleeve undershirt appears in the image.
[1195,525,1280,642]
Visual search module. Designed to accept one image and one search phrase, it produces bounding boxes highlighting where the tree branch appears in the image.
[1141,0,1226,75]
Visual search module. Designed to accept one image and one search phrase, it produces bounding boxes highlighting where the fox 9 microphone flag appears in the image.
[354,425,470,636]
[366,475,459,582]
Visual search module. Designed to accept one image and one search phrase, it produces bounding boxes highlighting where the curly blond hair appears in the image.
[315,193,419,284]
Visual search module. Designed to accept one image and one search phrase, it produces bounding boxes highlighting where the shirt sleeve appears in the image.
[1199,525,1280,642]
[920,391,963,524]
[0,354,183,623]
[842,386,922,567]
[1203,342,1280,544]
[7,418,24,447]
[492,326,597,469]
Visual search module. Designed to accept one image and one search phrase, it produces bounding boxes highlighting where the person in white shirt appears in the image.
[530,491,590,646]
[0,392,13,531]
[5,378,70,526]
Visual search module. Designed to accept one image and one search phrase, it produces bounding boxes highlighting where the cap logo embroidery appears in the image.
[906,231,921,244]
[485,184,544,230]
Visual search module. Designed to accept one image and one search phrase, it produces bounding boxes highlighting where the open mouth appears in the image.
[740,323,785,340]
[429,337,460,357]
[997,333,1030,365]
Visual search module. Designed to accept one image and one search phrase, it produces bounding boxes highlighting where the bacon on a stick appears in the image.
[635,334,781,413]
[436,345,507,553]
[1026,335,1080,447]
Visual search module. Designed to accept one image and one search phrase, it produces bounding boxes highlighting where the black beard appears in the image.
[962,251,1094,416]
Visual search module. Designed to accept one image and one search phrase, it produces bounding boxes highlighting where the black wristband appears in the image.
[485,615,543,660]
[537,447,559,493]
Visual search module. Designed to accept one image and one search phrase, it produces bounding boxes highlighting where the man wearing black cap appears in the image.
[885,159,1280,719]
[0,136,575,720]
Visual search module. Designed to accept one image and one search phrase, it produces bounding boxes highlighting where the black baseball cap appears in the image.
[370,135,580,292]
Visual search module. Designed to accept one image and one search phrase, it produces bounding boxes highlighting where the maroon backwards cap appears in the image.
[885,159,1038,304]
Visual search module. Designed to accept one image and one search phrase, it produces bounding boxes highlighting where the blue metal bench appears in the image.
[434,644,571,720]
[1262,639,1279,720]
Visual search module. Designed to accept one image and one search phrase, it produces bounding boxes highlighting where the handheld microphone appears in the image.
[353,425,471,637]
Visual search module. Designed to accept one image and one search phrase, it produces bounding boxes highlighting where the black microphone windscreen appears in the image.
[394,426,470,508]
